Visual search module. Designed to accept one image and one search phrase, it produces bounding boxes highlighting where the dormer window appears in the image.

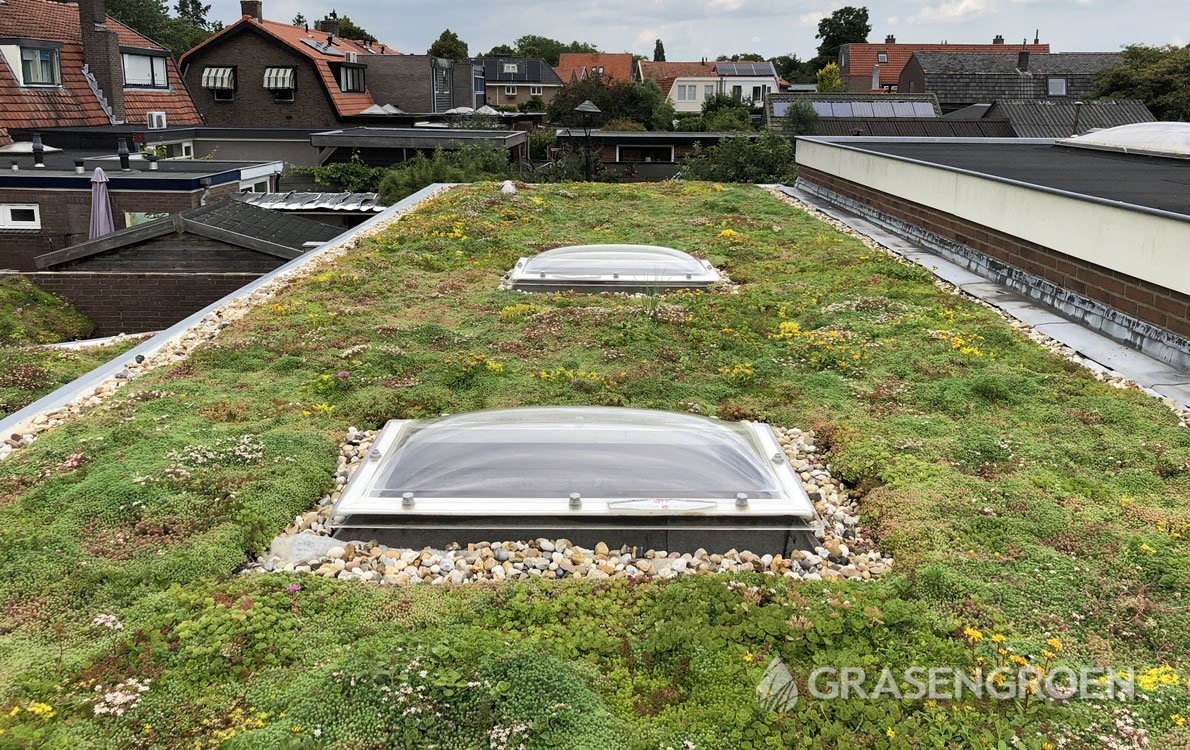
[503,62,518,74]
[122,51,169,88]
[877,52,888,64]
[20,45,61,86]
[338,64,365,93]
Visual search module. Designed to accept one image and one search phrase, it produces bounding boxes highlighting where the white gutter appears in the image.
[0,183,455,441]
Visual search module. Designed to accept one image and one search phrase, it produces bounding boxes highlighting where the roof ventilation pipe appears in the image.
[31,133,45,168]
[117,138,130,171]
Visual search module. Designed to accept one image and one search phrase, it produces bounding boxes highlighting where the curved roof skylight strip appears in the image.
[507,244,721,293]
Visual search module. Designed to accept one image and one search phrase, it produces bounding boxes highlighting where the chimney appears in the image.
[871,64,880,90]
[240,0,262,21]
[993,34,1004,45]
[1034,29,1040,44]
[319,15,340,37]
[77,0,125,122]
[885,34,895,44]
[1017,49,1029,72]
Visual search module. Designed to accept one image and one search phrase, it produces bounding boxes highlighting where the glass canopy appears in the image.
[1058,122,1190,160]
[332,407,815,519]
[507,244,721,292]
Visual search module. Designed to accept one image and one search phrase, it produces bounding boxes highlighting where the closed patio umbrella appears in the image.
[88,167,114,239]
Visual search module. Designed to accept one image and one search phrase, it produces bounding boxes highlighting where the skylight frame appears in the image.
[331,407,817,523]
[506,244,721,293]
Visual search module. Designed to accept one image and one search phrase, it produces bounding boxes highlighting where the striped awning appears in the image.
[201,66,235,90]
[263,67,295,90]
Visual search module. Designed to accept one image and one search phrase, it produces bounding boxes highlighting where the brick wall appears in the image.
[485,84,558,108]
[4,271,259,335]
[183,30,339,127]
[0,182,239,271]
[797,165,1190,341]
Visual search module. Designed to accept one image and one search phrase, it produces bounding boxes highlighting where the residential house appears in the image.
[637,61,717,113]
[899,50,1124,112]
[764,92,1014,137]
[181,1,484,127]
[0,0,202,129]
[554,53,635,83]
[713,61,779,106]
[838,34,1050,92]
[473,57,562,107]
[0,137,281,270]
[553,129,760,179]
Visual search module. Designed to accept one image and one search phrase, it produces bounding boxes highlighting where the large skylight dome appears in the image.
[506,244,721,293]
[1058,122,1190,160]
[332,407,818,552]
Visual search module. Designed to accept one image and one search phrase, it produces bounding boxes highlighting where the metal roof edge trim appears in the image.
[0,183,459,438]
[794,136,1190,225]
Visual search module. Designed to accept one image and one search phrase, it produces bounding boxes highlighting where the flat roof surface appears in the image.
[840,140,1190,217]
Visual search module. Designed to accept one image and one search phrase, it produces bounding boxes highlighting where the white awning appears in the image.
[201,66,235,90]
[263,67,294,90]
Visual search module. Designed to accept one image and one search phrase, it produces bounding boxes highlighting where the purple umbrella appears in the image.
[88,167,114,239]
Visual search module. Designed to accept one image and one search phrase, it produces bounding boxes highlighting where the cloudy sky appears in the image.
[208,0,1187,60]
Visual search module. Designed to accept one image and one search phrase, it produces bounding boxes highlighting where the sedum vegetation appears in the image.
[0,183,1186,748]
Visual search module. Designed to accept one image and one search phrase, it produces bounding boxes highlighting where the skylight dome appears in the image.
[1058,122,1190,160]
[332,407,818,552]
[507,244,720,293]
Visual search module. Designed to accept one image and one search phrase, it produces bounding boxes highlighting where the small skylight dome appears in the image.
[507,244,720,293]
[332,407,818,552]
[1058,122,1190,160]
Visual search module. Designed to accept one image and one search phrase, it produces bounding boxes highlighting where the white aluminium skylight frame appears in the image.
[506,244,721,293]
[332,407,815,522]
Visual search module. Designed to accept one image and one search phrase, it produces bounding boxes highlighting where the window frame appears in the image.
[337,63,366,93]
[877,51,888,64]
[1047,77,1067,96]
[120,50,170,89]
[530,85,543,96]
[19,45,61,87]
[504,85,517,97]
[502,62,519,74]
[0,204,41,230]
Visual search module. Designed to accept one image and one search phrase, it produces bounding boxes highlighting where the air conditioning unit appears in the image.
[345,51,358,63]
[147,111,167,129]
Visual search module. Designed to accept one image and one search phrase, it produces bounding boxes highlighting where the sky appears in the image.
[207,0,1188,60]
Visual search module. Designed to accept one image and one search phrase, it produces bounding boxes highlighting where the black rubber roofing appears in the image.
[842,141,1190,217]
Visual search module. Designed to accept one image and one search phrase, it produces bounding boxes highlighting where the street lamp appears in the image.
[1072,100,1084,137]
[574,99,601,181]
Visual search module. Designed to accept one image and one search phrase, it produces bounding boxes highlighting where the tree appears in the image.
[428,28,468,61]
[107,0,215,57]
[547,77,674,131]
[292,12,307,26]
[814,5,870,69]
[680,129,797,183]
[779,98,820,138]
[816,62,845,92]
[716,53,764,62]
[337,16,376,43]
[174,0,212,29]
[653,39,666,62]
[772,53,815,84]
[1095,45,1190,121]
[512,35,597,66]
[486,44,516,56]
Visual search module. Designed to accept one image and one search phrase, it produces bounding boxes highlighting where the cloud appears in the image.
[913,0,993,23]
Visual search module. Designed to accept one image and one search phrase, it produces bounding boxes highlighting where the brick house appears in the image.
[637,61,717,113]
[554,53,635,84]
[838,34,1050,93]
[474,57,562,108]
[0,0,202,129]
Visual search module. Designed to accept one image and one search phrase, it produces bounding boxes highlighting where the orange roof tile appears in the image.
[0,0,202,129]
[555,53,635,84]
[638,61,716,97]
[180,16,400,118]
[842,42,1050,87]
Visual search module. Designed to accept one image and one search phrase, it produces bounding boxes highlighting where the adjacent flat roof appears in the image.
[832,139,1190,218]
[310,128,529,149]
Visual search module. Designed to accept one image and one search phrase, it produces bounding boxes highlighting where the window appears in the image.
[122,53,168,88]
[877,52,888,64]
[201,66,235,99]
[530,85,542,96]
[263,67,295,101]
[20,47,60,86]
[503,62,518,74]
[181,142,193,158]
[508,244,720,293]
[616,146,675,164]
[123,211,168,227]
[731,84,742,99]
[704,84,714,99]
[594,66,604,75]
[751,85,762,101]
[240,179,269,193]
[214,88,233,101]
[0,204,40,230]
[338,65,365,92]
[504,85,517,97]
[1048,77,1067,96]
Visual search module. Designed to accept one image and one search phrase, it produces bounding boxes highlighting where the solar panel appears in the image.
[891,101,915,117]
[913,102,937,117]
[771,102,790,117]
[300,38,344,56]
[831,102,853,117]
[811,101,832,116]
[852,101,875,117]
[872,101,894,117]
